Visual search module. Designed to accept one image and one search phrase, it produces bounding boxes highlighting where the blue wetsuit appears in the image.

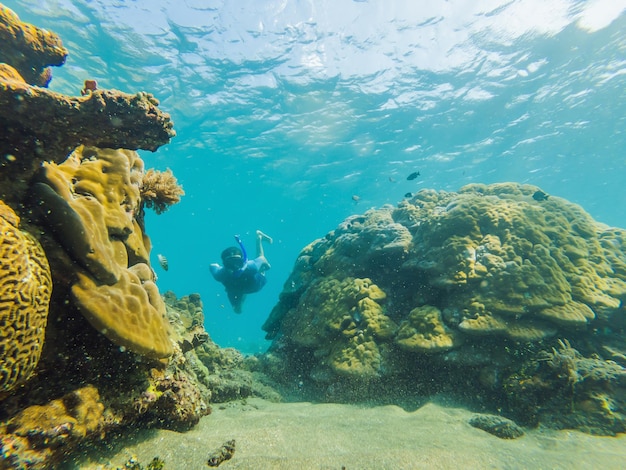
[210,236,268,313]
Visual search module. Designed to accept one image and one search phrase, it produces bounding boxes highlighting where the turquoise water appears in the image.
[6,0,626,353]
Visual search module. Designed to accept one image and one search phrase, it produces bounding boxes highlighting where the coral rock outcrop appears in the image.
[0,5,68,86]
[0,386,104,469]
[262,183,626,433]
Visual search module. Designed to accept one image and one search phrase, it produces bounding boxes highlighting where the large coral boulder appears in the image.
[262,183,626,433]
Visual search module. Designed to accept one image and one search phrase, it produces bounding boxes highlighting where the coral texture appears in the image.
[0,201,52,395]
[262,183,626,433]
[0,66,175,205]
[275,277,395,379]
[0,386,104,469]
[32,146,173,359]
[0,5,67,86]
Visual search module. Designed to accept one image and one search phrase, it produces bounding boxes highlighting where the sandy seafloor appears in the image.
[69,397,626,470]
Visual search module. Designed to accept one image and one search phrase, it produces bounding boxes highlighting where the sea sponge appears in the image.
[0,201,52,393]
[32,146,173,359]
[140,168,185,214]
[396,305,460,352]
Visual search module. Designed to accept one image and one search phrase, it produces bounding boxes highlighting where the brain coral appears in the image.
[264,183,626,386]
[32,146,173,359]
[0,201,52,393]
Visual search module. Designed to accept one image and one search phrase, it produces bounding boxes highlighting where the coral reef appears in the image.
[0,9,230,469]
[505,339,626,434]
[261,183,626,434]
[0,202,52,395]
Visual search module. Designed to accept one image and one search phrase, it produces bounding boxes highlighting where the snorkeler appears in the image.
[210,230,273,313]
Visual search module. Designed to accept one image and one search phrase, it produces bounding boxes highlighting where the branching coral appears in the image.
[140,168,185,214]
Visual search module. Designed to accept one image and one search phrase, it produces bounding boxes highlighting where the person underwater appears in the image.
[210,230,273,313]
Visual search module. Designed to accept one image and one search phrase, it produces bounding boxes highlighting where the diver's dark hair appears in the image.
[221,246,242,262]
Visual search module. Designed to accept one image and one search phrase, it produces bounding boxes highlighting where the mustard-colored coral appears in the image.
[33,146,173,359]
[7,385,104,438]
[265,182,626,389]
[281,277,395,378]
[329,333,382,378]
[0,201,52,393]
[0,5,68,86]
[1,385,105,466]
[395,183,623,331]
[537,301,595,326]
[140,168,184,214]
[396,306,460,352]
[72,268,172,360]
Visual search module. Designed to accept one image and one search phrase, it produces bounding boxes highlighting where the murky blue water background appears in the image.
[6,0,626,353]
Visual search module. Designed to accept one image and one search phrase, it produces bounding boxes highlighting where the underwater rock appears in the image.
[469,414,525,439]
[505,339,626,435]
[207,439,236,467]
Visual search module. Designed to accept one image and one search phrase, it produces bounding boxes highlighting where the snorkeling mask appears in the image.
[221,246,244,270]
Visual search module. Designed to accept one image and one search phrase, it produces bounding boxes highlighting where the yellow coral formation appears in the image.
[140,168,185,214]
[537,301,595,327]
[0,201,52,393]
[72,269,172,359]
[329,333,382,378]
[395,183,623,333]
[282,277,395,378]
[1,385,105,466]
[7,385,104,438]
[396,306,460,352]
[33,146,173,359]
[0,5,68,86]
[266,182,626,391]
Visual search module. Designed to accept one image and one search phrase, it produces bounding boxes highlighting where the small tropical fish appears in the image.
[532,190,549,202]
[404,192,412,198]
[388,176,396,183]
[407,171,420,180]
[157,253,169,271]
[352,195,360,202]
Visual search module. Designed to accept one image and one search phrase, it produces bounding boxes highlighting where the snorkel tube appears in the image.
[234,235,248,264]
